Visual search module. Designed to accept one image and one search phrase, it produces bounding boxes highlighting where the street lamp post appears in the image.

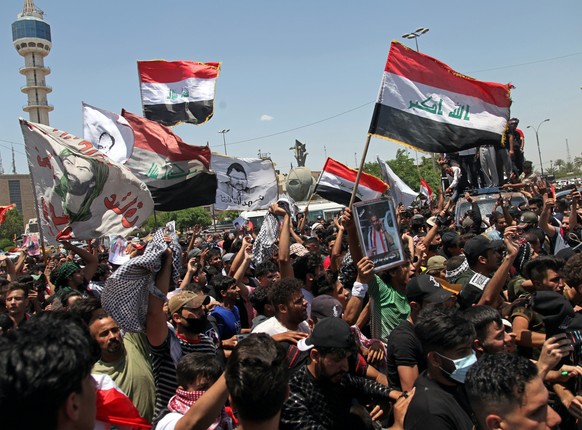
[526,119,550,176]
[218,129,230,155]
[402,27,430,52]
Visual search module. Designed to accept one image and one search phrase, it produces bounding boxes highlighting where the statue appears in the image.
[290,140,308,167]
[286,166,314,202]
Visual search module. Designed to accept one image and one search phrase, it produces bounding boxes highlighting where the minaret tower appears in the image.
[12,0,53,125]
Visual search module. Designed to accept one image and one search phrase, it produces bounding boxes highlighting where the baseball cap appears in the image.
[290,243,309,257]
[464,235,503,264]
[222,253,235,263]
[426,255,447,272]
[168,291,209,315]
[405,274,454,304]
[509,118,519,124]
[187,247,202,259]
[517,211,538,229]
[311,295,343,320]
[297,317,355,352]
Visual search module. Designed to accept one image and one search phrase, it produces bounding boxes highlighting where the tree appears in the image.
[141,207,212,234]
[0,208,23,243]
[364,149,441,195]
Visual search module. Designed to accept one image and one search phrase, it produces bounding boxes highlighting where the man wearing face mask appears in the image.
[404,307,476,430]
[147,271,224,424]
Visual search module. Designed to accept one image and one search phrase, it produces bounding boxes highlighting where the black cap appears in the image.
[297,318,354,351]
[464,235,503,264]
[405,274,453,304]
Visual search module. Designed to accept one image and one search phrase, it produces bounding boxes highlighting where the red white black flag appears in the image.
[314,158,387,206]
[369,41,512,153]
[138,60,221,127]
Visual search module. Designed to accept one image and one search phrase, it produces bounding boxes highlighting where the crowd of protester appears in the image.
[1,142,582,429]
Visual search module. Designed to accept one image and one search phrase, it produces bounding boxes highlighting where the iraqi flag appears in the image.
[122,110,217,211]
[83,102,134,164]
[377,156,418,208]
[93,374,151,430]
[0,204,15,225]
[138,60,220,127]
[420,178,433,202]
[369,41,512,153]
[314,158,387,206]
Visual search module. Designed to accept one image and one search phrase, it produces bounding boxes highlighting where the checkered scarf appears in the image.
[101,228,181,332]
[252,212,279,265]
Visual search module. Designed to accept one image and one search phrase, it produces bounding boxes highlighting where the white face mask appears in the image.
[437,351,477,383]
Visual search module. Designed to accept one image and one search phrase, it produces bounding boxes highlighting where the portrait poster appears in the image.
[109,235,130,266]
[22,234,40,256]
[352,197,405,272]
[211,154,278,211]
[21,120,154,245]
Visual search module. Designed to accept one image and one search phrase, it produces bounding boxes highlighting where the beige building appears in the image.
[0,174,36,226]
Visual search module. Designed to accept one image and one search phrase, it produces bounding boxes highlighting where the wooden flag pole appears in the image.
[348,135,372,208]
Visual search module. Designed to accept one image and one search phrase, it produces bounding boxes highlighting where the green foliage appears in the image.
[0,208,23,242]
[216,210,239,222]
[363,148,441,194]
[546,158,582,179]
[141,207,213,234]
[0,238,15,251]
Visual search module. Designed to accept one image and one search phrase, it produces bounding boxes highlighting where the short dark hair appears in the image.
[6,282,28,296]
[0,312,99,429]
[69,297,103,326]
[465,353,538,425]
[528,196,543,207]
[414,307,475,354]
[269,278,302,311]
[523,256,564,284]
[292,253,321,283]
[226,162,246,178]
[462,305,502,342]
[249,286,269,315]
[255,261,278,278]
[210,275,236,298]
[226,334,288,421]
[176,352,223,390]
[564,254,582,289]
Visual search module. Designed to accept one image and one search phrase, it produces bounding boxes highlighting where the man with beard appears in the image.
[147,251,223,422]
[281,318,399,429]
[367,214,396,257]
[54,148,109,223]
[72,298,156,422]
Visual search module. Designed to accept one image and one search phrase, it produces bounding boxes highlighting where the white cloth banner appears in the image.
[83,102,134,164]
[377,156,418,208]
[211,154,278,210]
[21,120,154,244]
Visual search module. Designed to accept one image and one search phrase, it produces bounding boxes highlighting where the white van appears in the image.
[240,200,344,230]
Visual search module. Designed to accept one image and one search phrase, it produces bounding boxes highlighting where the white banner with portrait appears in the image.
[211,154,278,211]
[21,120,154,245]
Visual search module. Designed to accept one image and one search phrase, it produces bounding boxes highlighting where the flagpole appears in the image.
[304,168,324,212]
[348,135,372,208]
[26,158,48,262]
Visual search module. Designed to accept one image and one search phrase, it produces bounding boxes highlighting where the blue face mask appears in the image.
[437,351,477,383]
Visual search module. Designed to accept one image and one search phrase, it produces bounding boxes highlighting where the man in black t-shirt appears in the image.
[387,275,455,392]
[404,307,476,430]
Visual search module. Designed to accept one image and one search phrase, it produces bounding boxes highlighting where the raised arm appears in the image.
[60,240,99,282]
[146,248,173,347]
[477,227,519,307]
[344,257,373,325]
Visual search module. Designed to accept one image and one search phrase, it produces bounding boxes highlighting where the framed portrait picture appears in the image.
[352,197,405,272]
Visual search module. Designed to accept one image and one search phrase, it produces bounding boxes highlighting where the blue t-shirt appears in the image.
[211,305,241,340]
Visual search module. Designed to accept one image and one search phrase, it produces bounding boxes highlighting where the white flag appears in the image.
[211,154,278,210]
[83,102,134,164]
[377,156,418,208]
[21,119,154,244]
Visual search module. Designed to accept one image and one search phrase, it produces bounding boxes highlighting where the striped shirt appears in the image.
[150,328,219,423]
